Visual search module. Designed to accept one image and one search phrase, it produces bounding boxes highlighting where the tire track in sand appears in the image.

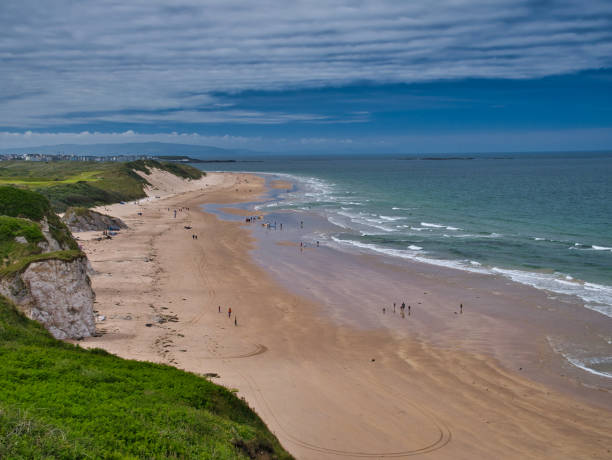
[239,371,451,458]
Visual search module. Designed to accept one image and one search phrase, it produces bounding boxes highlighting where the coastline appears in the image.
[76,172,611,459]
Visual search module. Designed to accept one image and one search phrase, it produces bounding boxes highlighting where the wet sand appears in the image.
[243,209,612,400]
[77,171,612,459]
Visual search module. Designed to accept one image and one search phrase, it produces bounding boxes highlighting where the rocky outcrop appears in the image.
[38,217,64,252]
[0,187,97,340]
[0,256,95,339]
[62,207,127,232]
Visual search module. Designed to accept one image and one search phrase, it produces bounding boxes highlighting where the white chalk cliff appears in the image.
[1,257,95,339]
[0,213,96,339]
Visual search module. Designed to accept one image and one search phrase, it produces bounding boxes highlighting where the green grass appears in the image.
[0,186,55,222]
[0,217,46,268]
[0,250,84,279]
[0,170,103,187]
[0,187,78,253]
[0,295,291,459]
[0,161,204,212]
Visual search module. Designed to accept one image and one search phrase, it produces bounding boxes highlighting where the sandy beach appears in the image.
[76,171,612,459]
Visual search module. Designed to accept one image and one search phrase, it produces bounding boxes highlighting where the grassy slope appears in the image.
[0,185,291,459]
[0,186,78,256]
[0,216,45,267]
[0,296,291,459]
[0,160,205,212]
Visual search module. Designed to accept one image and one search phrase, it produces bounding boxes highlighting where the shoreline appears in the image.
[76,172,611,459]
[233,170,612,321]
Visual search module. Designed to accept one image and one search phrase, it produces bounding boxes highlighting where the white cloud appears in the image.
[2,127,612,154]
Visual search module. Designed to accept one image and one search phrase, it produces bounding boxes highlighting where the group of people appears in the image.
[382,302,464,317]
[383,301,412,318]
[218,305,238,326]
[171,207,190,219]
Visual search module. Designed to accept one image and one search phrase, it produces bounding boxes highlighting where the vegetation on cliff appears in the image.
[0,187,79,272]
[0,295,291,459]
[0,160,205,212]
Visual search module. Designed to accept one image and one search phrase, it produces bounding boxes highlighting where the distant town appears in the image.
[0,153,154,162]
[0,153,246,163]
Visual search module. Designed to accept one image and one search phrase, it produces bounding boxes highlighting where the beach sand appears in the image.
[76,171,612,459]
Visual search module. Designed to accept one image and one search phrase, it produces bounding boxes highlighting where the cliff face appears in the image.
[0,186,96,339]
[62,207,127,232]
[0,257,95,339]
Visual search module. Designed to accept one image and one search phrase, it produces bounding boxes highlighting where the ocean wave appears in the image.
[335,210,396,232]
[339,201,366,206]
[491,268,612,318]
[592,245,612,251]
[421,222,462,231]
[569,243,612,252]
[379,215,406,221]
[585,304,612,317]
[546,337,612,379]
[329,236,491,275]
[442,232,501,239]
[327,216,350,229]
[392,207,411,210]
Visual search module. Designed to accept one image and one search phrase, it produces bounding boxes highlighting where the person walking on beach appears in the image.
[218,305,221,313]
[228,307,232,318]
[460,303,463,314]
[234,316,237,326]
[393,302,396,313]
[408,305,411,315]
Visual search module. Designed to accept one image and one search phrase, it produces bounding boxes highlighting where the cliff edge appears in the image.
[0,186,95,339]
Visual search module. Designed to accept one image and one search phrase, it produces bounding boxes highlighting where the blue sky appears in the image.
[1,0,612,153]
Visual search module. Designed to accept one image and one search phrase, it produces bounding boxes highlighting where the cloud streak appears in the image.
[1,0,611,130]
[3,126,612,154]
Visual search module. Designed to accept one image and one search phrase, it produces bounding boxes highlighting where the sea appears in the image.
[197,151,612,320]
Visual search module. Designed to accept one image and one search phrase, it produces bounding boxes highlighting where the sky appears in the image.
[1,0,612,154]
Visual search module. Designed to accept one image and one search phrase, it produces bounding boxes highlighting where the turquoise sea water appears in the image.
[199,152,612,318]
